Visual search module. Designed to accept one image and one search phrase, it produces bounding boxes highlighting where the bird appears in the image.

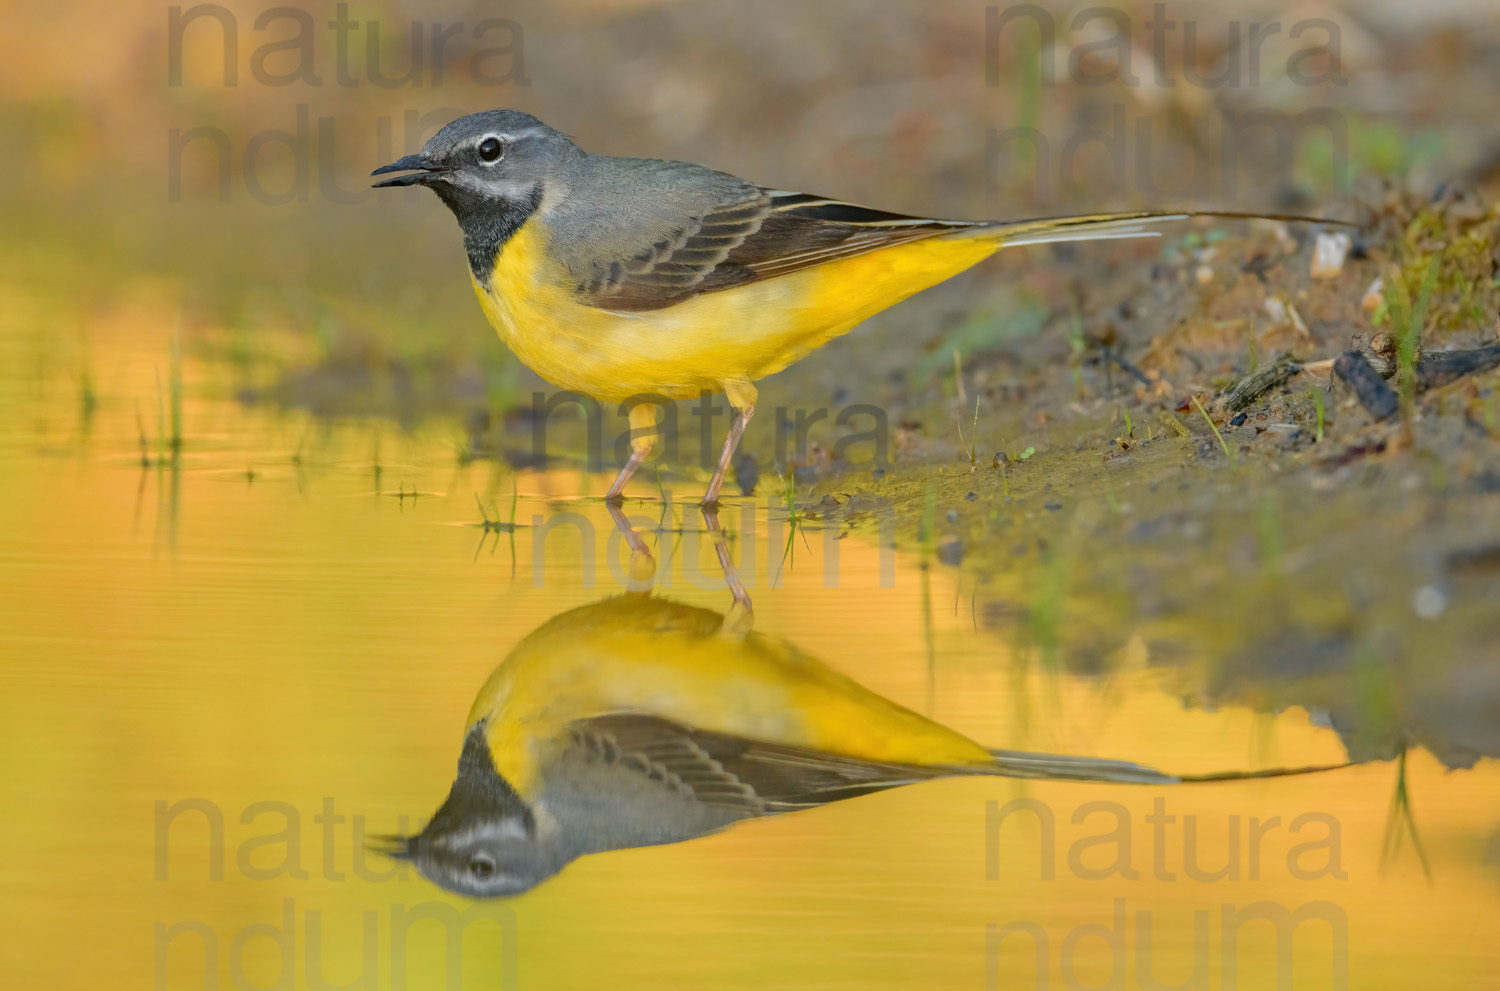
[373,109,1347,505]
[378,587,1346,898]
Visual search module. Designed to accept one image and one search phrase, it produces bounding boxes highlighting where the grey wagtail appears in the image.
[373,109,1347,505]
[378,591,1346,898]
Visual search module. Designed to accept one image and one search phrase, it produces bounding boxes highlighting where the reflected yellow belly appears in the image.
[473,218,1005,402]
[466,596,994,799]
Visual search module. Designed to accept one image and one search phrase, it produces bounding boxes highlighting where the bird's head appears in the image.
[373,722,563,898]
[370,109,579,219]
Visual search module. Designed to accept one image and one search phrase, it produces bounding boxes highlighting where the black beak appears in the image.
[371,154,451,188]
[367,832,418,860]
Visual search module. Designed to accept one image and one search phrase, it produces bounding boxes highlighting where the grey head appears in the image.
[371,110,584,283]
[376,723,569,898]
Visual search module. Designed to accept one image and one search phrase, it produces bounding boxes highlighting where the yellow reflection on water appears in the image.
[1,323,1498,990]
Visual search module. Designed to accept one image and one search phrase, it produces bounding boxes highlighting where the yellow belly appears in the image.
[473,217,1005,402]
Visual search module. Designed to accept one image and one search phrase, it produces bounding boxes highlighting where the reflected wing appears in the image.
[535,714,1185,858]
[986,748,1178,784]
[560,712,950,814]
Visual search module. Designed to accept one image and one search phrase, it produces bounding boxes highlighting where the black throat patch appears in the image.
[433,184,543,290]
[422,721,535,835]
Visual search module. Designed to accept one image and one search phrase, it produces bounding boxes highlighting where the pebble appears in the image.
[735,454,760,496]
[1310,231,1351,279]
[1413,584,1447,619]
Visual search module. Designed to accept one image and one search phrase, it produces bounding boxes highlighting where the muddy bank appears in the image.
[788,184,1500,770]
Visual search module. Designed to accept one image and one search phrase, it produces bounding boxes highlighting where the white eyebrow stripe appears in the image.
[434,818,529,848]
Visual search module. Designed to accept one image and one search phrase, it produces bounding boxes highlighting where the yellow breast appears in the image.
[473,218,1006,402]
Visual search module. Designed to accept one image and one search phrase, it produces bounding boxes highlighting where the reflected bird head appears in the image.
[372,721,562,898]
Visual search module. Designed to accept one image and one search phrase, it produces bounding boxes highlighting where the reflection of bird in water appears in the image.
[382,506,1345,898]
[382,593,1185,898]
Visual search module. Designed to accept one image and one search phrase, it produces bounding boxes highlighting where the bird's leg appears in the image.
[605,500,657,591]
[604,449,647,503]
[701,505,753,636]
[605,401,661,503]
[703,381,757,507]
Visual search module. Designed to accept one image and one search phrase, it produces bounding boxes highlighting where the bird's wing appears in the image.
[556,712,951,815]
[533,714,1192,859]
[551,163,972,312]
[556,185,774,312]
[550,158,1352,313]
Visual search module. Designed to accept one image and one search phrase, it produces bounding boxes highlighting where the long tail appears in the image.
[986,748,1354,785]
[1177,763,1354,783]
[962,210,1356,249]
[987,749,1180,784]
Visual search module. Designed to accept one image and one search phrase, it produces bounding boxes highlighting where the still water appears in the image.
[2,298,1498,990]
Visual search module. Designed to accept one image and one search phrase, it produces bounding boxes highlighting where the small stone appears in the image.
[966,492,978,502]
[1310,231,1351,279]
[946,510,959,523]
[735,454,760,496]
[1413,584,1447,619]
[936,536,964,566]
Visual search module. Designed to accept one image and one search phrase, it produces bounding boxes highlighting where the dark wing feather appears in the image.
[576,190,974,313]
[575,191,773,311]
[567,713,949,814]
[563,168,1354,314]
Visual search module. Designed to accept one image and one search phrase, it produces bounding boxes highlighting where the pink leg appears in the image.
[606,402,661,503]
[702,403,754,507]
[605,501,656,588]
[702,505,753,634]
[604,444,650,503]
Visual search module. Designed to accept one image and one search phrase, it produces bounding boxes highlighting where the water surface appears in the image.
[2,288,1497,990]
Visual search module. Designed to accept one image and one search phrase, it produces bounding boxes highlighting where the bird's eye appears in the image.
[477,137,504,164]
[468,855,496,878]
